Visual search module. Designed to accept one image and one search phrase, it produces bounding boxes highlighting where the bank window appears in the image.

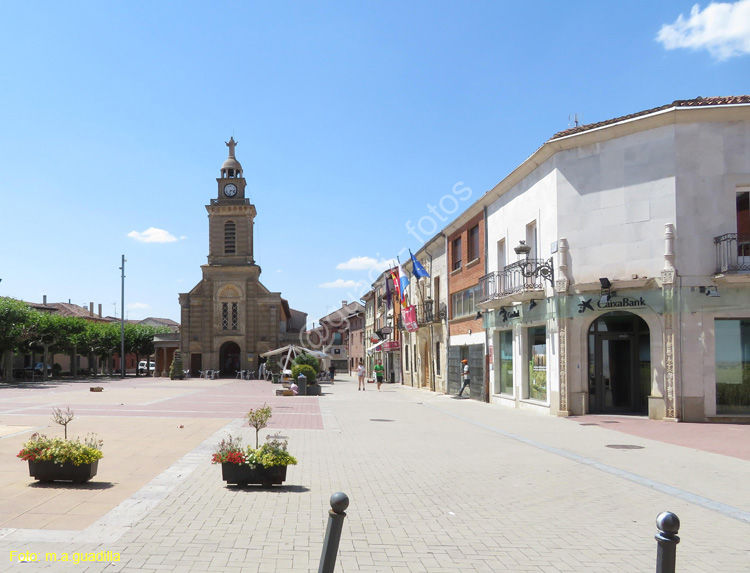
[715,319,750,415]
[496,330,513,395]
[452,237,462,270]
[468,225,480,262]
[451,285,481,319]
[526,325,547,401]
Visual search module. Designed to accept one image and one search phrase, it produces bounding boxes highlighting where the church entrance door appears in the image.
[220,342,241,377]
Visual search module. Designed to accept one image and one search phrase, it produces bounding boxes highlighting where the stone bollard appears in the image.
[318,492,349,573]
[655,511,680,573]
[298,374,307,396]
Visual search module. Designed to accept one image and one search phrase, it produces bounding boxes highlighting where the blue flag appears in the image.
[410,250,430,279]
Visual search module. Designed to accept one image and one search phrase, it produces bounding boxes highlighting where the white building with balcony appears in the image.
[476,96,750,422]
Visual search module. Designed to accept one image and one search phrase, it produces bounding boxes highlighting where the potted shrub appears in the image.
[291,364,318,395]
[212,405,297,486]
[292,353,321,395]
[17,407,103,483]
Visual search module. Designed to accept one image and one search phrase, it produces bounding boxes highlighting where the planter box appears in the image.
[28,460,99,483]
[306,384,322,396]
[221,463,287,486]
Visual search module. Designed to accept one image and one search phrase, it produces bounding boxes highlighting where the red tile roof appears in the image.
[550,96,750,140]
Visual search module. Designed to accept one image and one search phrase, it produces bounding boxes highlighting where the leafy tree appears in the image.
[55,317,87,376]
[0,297,35,382]
[292,352,320,375]
[26,311,66,380]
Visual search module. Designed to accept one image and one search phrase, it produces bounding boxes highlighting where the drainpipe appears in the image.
[483,206,490,402]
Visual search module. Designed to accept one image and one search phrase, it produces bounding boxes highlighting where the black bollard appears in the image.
[318,492,349,573]
[655,511,680,573]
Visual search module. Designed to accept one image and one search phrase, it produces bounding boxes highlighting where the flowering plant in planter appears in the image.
[211,434,297,468]
[211,435,247,465]
[17,433,104,466]
[246,435,298,468]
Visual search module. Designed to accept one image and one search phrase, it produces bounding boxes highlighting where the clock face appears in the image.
[223,183,237,197]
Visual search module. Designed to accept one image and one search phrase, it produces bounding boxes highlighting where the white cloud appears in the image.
[127,227,179,243]
[657,0,750,60]
[336,256,391,271]
[127,302,150,310]
[319,279,365,289]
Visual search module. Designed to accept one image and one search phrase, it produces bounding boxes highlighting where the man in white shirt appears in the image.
[458,359,470,397]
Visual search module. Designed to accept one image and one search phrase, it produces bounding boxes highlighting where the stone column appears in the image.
[660,224,678,421]
[556,238,570,416]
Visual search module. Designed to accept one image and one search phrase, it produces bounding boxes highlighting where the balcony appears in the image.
[478,258,554,306]
[715,233,750,274]
[412,300,447,326]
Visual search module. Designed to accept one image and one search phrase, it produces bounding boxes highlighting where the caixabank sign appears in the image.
[577,296,647,314]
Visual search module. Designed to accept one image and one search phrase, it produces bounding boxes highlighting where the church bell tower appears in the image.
[207,137,257,266]
[179,138,283,379]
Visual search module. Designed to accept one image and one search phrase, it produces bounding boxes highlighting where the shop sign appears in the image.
[497,307,520,323]
[577,296,647,314]
[383,340,400,351]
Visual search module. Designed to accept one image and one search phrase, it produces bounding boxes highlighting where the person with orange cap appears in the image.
[458,359,470,396]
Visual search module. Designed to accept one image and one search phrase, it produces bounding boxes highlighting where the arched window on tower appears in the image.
[224,221,236,254]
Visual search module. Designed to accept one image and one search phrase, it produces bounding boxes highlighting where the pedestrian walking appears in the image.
[458,359,470,396]
[374,360,384,391]
[329,364,336,384]
[357,360,366,390]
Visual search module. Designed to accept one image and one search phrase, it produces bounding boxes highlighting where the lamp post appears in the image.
[513,241,554,285]
[120,255,126,379]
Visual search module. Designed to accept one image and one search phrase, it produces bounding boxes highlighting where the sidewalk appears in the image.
[1,374,748,571]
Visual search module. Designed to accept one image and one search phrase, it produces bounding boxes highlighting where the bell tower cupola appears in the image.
[216,137,248,201]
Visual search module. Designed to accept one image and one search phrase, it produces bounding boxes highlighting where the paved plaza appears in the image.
[0,374,749,572]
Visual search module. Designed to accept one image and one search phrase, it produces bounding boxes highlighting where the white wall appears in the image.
[555,125,677,284]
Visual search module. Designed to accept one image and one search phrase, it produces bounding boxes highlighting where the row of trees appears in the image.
[0,297,170,382]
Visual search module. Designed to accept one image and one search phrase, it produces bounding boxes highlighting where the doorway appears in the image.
[220,342,241,377]
[588,312,650,414]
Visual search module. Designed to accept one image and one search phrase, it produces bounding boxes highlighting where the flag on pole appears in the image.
[396,261,409,307]
[409,250,430,279]
[384,274,392,310]
[389,267,400,307]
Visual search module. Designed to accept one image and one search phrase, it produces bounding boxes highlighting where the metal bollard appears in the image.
[318,492,349,573]
[655,511,680,573]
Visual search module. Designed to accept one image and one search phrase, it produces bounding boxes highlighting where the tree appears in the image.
[26,311,66,380]
[292,352,320,375]
[55,316,87,376]
[0,297,34,382]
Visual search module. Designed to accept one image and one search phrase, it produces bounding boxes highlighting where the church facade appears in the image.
[178,139,283,377]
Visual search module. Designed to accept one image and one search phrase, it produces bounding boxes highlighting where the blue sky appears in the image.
[1,1,748,325]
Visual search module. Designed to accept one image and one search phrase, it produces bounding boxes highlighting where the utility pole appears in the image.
[120,255,126,379]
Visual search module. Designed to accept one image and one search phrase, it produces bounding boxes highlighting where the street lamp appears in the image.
[120,255,126,379]
[513,241,554,285]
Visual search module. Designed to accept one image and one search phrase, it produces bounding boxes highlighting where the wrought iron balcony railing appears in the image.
[479,258,554,303]
[714,233,750,273]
